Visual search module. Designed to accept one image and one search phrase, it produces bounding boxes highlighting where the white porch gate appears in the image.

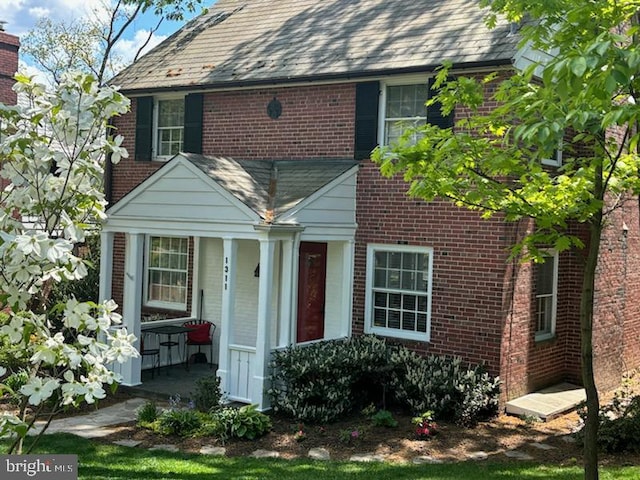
[227,344,256,402]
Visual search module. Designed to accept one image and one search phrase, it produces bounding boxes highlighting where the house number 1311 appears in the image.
[224,257,229,290]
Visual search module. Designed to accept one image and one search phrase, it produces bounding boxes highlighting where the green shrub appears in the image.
[389,348,500,426]
[203,405,271,442]
[192,374,223,412]
[268,335,391,423]
[136,400,159,425]
[3,370,30,405]
[269,335,499,426]
[157,408,203,437]
[576,395,640,453]
[370,409,398,428]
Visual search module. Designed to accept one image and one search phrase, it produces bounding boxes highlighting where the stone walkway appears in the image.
[35,397,566,464]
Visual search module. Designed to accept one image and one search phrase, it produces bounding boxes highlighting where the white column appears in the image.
[98,231,114,302]
[341,239,356,338]
[190,237,201,318]
[120,233,144,386]
[253,236,276,410]
[217,238,237,397]
[277,237,295,347]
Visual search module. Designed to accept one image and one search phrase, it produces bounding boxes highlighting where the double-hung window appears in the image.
[379,76,454,147]
[383,83,429,145]
[135,93,202,161]
[145,236,189,310]
[156,98,184,158]
[365,244,433,341]
[535,250,558,341]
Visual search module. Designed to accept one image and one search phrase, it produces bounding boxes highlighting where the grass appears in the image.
[3,434,639,480]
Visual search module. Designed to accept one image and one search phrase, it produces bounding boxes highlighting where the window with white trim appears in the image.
[535,250,558,341]
[542,141,563,167]
[145,236,189,309]
[382,83,429,145]
[365,244,433,341]
[155,98,184,158]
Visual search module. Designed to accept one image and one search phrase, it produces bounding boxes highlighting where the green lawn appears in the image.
[5,434,639,480]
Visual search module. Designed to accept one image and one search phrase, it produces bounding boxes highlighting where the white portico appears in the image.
[99,153,358,409]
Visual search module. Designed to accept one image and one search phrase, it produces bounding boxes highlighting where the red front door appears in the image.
[296,242,327,343]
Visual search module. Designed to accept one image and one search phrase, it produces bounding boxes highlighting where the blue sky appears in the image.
[0,0,208,79]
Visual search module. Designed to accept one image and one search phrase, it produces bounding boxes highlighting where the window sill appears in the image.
[535,333,556,345]
[145,301,187,312]
[366,326,430,343]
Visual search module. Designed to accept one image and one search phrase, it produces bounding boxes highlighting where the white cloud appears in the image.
[28,7,50,18]
[114,29,167,66]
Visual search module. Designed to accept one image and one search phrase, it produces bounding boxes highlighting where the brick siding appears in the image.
[109,76,640,401]
[0,32,19,107]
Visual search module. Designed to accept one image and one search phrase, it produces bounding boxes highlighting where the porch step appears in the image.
[505,382,586,421]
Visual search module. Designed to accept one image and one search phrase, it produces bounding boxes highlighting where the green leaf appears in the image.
[570,57,587,77]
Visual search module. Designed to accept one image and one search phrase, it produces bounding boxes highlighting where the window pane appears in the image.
[417,314,427,332]
[374,268,386,288]
[388,293,401,309]
[537,257,555,295]
[374,308,386,327]
[374,292,387,307]
[402,294,416,310]
[401,271,415,290]
[158,99,184,127]
[388,311,400,329]
[402,312,416,331]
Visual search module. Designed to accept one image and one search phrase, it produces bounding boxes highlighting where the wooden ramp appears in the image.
[505,382,586,421]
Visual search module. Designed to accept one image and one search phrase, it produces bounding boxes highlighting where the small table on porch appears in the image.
[144,324,192,374]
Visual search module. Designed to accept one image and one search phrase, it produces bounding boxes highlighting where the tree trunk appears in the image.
[580,171,603,480]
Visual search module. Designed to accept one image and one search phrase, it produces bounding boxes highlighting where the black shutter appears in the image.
[354,81,380,160]
[427,77,454,129]
[183,93,204,154]
[135,96,154,161]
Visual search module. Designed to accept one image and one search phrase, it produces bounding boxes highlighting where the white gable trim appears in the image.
[107,154,261,222]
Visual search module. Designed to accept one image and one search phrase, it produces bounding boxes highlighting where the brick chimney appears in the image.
[0,25,20,106]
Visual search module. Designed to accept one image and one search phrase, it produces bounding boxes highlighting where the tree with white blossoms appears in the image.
[0,72,138,454]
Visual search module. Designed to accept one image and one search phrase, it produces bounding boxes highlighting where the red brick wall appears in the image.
[593,195,640,392]
[202,85,355,159]
[500,221,584,400]
[0,31,19,190]
[0,32,19,107]
[354,161,510,376]
[110,84,356,203]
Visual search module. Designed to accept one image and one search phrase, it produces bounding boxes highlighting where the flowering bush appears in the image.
[0,73,136,454]
[412,411,438,440]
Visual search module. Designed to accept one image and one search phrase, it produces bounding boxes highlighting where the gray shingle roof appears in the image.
[111,0,519,92]
[182,152,358,219]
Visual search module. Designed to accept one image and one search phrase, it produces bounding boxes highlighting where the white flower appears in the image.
[20,377,60,405]
[43,239,72,263]
[0,317,24,343]
[0,366,6,377]
[61,381,88,405]
[81,377,105,404]
[14,233,46,256]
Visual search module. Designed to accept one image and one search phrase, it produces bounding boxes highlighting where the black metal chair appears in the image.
[183,320,216,369]
[140,332,160,379]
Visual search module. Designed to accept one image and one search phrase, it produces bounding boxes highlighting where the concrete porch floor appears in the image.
[123,363,218,402]
[505,382,586,421]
